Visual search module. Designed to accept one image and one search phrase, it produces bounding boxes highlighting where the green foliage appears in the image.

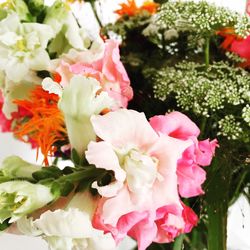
[32,167,63,181]
[102,12,152,41]
[0,219,10,231]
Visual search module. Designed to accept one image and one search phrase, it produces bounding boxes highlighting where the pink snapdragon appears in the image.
[93,201,197,250]
[56,39,133,108]
[86,109,193,249]
[150,111,218,198]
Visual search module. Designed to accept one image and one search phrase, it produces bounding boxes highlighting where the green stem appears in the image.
[173,234,184,250]
[205,37,210,67]
[200,116,207,138]
[57,167,105,183]
[90,0,103,28]
[205,154,231,250]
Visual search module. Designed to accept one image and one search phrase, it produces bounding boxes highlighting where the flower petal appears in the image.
[150,112,200,140]
[91,109,158,150]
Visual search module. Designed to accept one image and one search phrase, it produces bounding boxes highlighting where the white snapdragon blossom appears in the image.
[42,75,114,157]
[0,181,54,223]
[18,192,116,250]
[44,0,91,55]
[0,13,54,83]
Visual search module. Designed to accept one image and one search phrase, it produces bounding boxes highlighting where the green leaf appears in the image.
[32,167,63,181]
[0,219,11,231]
[71,148,81,166]
[62,167,74,175]
[60,181,74,196]
[75,179,91,193]
[50,181,61,198]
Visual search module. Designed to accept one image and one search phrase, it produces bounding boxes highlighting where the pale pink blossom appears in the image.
[86,109,191,249]
[93,202,197,250]
[149,111,218,198]
[56,39,133,108]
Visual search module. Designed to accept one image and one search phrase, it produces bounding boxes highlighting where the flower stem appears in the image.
[205,153,231,250]
[57,167,105,183]
[173,234,184,250]
[205,37,210,67]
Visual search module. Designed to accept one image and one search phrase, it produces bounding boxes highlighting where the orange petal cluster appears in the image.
[216,27,243,50]
[115,0,159,17]
[13,85,66,165]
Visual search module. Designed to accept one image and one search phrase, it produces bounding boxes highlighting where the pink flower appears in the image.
[150,112,218,198]
[56,39,133,108]
[93,202,197,250]
[0,91,12,132]
[230,35,250,61]
[86,109,191,249]
[181,203,198,233]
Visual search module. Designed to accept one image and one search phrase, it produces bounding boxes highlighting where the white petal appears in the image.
[5,58,29,82]
[34,208,93,238]
[42,77,63,97]
[28,48,51,71]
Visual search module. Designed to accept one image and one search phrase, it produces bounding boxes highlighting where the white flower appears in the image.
[0,13,54,82]
[17,192,116,250]
[0,181,54,223]
[44,0,91,54]
[55,75,114,156]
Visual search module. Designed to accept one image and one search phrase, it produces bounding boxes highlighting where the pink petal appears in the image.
[154,205,184,243]
[196,139,218,166]
[181,203,198,233]
[149,112,200,140]
[128,212,157,250]
[177,163,206,198]
[148,134,192,208]
[91,109,158,150]
[231,35,250,59]
[86,141,126,197]
[100,187,136,226]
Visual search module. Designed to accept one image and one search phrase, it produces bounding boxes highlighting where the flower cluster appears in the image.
[149,0,250,38]
[148,61,250,141]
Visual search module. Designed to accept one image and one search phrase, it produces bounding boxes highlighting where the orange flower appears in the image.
[216,27,243,50]
[115,0,159,17]
[13,85,67,165]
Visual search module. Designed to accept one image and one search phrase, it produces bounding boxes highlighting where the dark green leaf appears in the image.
[32,167,63,181]
[75,179,91,193]
[71,148,81,165]
[0,219,10,231]
[60,181,74,197]
[62,167,74,175]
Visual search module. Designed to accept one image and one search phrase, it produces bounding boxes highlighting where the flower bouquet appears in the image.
[0,0,248,250]
[101,0,250,249]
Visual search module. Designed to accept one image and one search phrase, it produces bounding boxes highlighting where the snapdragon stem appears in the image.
[57,167,105,183]
[173,234,184,250]
[206,153,230,250]
[205,37,210,67]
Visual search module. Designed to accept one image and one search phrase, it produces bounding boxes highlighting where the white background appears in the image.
[0,0,249,249]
